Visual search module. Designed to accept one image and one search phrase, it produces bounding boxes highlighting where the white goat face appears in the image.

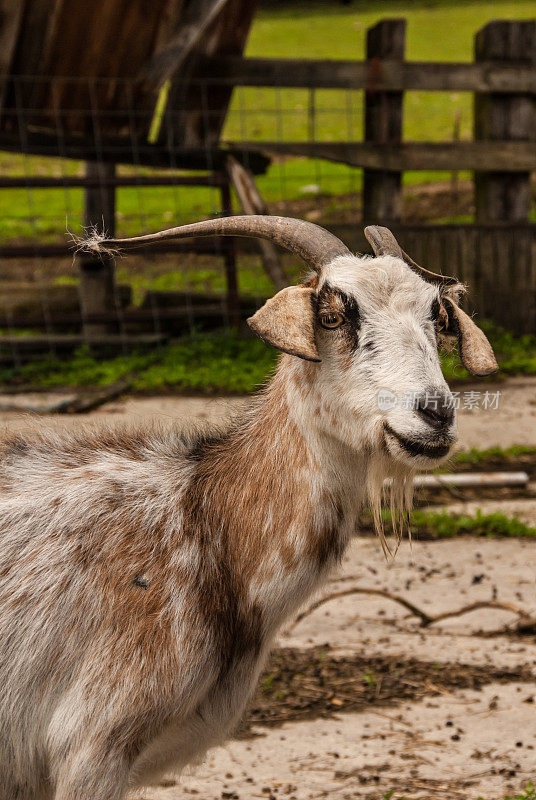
[313,255,457,467]
[249,253,460,469]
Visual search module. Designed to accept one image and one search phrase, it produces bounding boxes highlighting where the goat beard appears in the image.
[366,452,415,558]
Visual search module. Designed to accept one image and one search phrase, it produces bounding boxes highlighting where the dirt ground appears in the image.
[0,376,535,799]
[134,537,536,800]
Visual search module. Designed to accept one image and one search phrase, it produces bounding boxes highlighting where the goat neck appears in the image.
[183,356,365,635]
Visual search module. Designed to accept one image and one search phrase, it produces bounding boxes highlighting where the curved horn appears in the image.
[364,225,457,287]
[79,215,351,272]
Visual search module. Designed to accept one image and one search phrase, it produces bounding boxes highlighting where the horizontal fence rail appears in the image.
[0,175,228,189]
[232,141,536,172]
[199,56,536,93]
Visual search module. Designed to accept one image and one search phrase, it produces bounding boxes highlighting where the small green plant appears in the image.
[262,673,276,693]
[501,782,536,800]
[363,669,376,688]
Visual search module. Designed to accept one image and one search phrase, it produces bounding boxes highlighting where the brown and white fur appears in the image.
[0,249,488,800]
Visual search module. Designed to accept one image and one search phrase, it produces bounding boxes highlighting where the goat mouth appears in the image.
[384,424,452,460]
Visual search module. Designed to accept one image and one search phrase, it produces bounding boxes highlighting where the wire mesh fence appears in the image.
[0,72,370,366]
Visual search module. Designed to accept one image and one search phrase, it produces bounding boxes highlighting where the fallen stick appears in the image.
[0,378,131,415]
[289,587,435,629]
[287,586,536,634]
[58,378,131,414]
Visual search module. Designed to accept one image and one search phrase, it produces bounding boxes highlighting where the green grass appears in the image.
[2,0,536,241]
[409,509,536,539]
[0,334,279,394]
[453,444,536,466]
[132,336,277,393]
[235,0,536,144]
[0,317,534,393]
[372,508,536,540]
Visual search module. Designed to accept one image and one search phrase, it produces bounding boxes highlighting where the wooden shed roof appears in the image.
[0,0,258,164]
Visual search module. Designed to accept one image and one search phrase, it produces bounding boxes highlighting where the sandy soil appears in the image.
[132,537,536,800]
[137,683,536,800]
[0,376,535,798]
[235,534,536,798]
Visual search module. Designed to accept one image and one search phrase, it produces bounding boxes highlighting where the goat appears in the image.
[0,218,496,800]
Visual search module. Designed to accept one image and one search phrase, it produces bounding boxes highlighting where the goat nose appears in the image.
[415,392,455,429]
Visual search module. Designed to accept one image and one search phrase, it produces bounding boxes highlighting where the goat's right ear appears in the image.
[441,297,498,377]
[247,286,321,362]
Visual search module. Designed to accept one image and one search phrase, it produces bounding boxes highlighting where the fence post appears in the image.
[363,19,406,223]
[78,161,118,337]
[474,21,536,222]
[219,177,241,329]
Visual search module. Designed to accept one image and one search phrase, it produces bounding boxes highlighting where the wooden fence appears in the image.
[210,18,536,225]
[205,17,536,333]
[1,16,536,346]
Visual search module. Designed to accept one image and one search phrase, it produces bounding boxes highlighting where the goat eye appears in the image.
[320,312,344,329]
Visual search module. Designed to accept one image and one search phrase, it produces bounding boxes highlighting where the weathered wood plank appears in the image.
[0,334,167,350]
[4,0,171,136]
[474,21,536,222]
[0,131,271,172]
[142,0,233,88]
[234,141,536,171]
[0,241,238,259]
[363,19,405,223]
[197,55,536,93]
[0,304,261,329]
[0,175,227,189]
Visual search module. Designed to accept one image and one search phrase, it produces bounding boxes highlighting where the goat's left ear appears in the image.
[441,297,498,377]
[247,286,320,362]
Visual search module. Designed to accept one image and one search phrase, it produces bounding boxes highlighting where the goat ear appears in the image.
[441,297,498,377]
[247,286,320,362]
